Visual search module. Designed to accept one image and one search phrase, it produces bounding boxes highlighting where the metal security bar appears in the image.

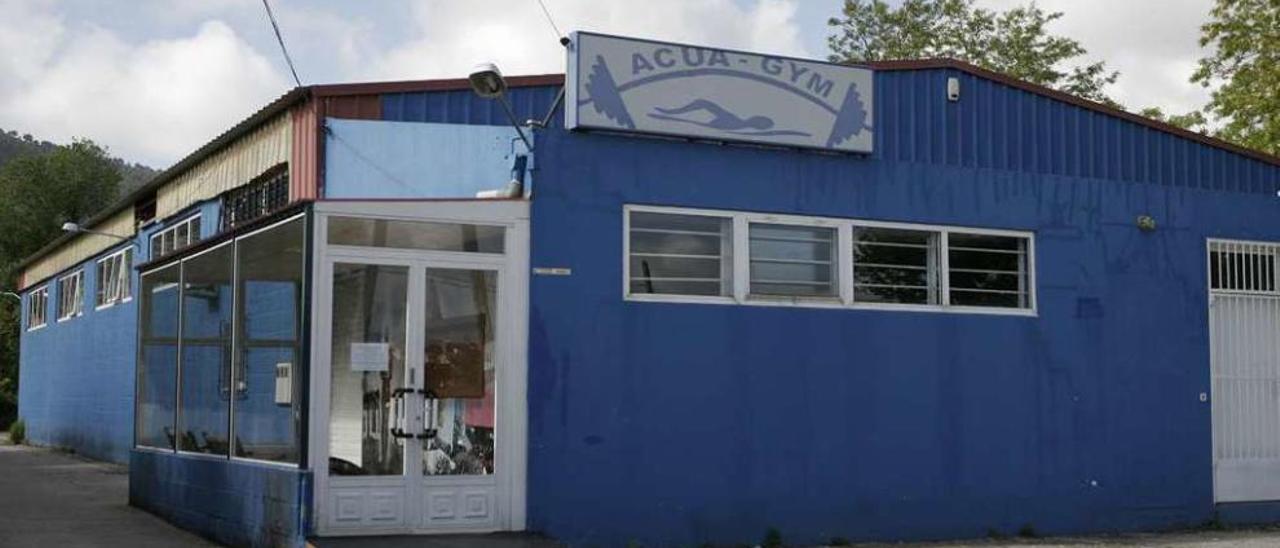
[1209,239,1280,502]
[220,167,290,232]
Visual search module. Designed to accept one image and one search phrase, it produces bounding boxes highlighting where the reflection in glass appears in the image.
[137,264,180,449]
[947,233,1029,308]
[234,218,305,463]
[328,217,504,253]
[422,268,497,476]
[329,263,408,476]
[749,223,837,297]
[628,211,732,296]
[178,244,234,455]
[853,227,939,304]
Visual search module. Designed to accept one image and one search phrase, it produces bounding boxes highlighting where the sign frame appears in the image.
[565,31,875,154]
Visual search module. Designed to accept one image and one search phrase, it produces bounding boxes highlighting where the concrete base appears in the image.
[129,449,311,548]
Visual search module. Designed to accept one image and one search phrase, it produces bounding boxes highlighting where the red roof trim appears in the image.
[311,74,565,98]
[866,58,1280,168]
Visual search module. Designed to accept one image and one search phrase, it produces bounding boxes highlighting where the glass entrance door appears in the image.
[323,260,504,532]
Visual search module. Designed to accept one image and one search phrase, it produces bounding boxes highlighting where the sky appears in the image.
[0,0,1216,169]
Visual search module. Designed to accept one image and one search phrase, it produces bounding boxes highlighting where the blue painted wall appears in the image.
[324,119,530,199]
[18,201,219,463]
[130,450,310,547]
[525,68,1280,546]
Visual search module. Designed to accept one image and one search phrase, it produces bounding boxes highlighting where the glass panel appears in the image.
[178,244,233,455]
[422,268,496,476]
[947,233,1029,308]
[120,249,133,300]
[234,218,305,463]
[138,265,181,449]
[328,217,504,253]
[96,259,110,306]
[629,212,731,297]
[175,222,189,250]
[330,263,409,476]
[749,223,837,297]
[853,227,939,304]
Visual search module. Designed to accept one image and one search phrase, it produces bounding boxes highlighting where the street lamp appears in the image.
[60,222,132,243]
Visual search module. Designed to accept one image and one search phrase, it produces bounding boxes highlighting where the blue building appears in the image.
[15,33,1280,547]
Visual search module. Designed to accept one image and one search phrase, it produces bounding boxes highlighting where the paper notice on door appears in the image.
[350,343,390,372]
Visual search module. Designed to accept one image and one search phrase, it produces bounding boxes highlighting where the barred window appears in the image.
[749,223,837,298]
[853,227,940,305]
[220,168,289,231]
[624,206,1035,313]
[628,211,733,297]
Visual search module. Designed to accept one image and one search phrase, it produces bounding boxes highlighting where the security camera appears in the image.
[469,62,507,99]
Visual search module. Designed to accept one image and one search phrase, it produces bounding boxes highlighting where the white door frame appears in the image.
[308,200,529,536]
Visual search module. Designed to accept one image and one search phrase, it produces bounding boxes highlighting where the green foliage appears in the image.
[1018,523,1038,538]
[8,418,24,444]
[762,527,783,548]
[1137,107,1210,133]
[1192,0,1280,155]
[0,139,124,428]
[827,0,1119,104]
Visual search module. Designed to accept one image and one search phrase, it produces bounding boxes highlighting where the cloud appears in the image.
[370,0,809,81]
[975,0,1215,115]
[0,2,289,167]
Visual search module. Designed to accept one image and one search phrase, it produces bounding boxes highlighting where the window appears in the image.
[328,217,505,253]
[623,206,1035,314]
[56,270,84,321]
[627,211,732,297]
[178,243,234,456]
[95,248,134,308]
[137,264,180,450]
[233,217,304,463]
[26,286,48,330]
[135,214,306,464]
[220,167,289,231]
[1210,241,1278,293]
[149,215,202,260]
[947,233,1031,308]
[749,223,837,298]
[853,227,939,304]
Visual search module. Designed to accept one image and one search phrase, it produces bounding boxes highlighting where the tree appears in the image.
[1137,107,1210,133]
[0,139,121,428]
[1192,0,1280,156]
[827,0,1119,105]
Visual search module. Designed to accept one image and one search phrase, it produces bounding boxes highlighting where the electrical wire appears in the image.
[261,0,302,87]
[532,0,564,41]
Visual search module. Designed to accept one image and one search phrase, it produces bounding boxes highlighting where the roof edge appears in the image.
[866,58,1280,169]
[12,86,312,275]
[311,73,565,97]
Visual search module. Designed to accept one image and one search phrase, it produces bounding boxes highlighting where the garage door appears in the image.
[1210,239,1280,502]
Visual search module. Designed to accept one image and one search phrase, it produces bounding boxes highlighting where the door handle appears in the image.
[419,389,439,440]
[389,388,416,439]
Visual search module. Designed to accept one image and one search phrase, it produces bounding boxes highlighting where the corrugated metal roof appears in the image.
[17,62,1280,275]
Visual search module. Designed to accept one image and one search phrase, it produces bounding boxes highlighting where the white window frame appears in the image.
[149,214,202,260]
[95,247,134,310]
[56,270,85,321]
[26,285,49,331]
[623,205,1037,316]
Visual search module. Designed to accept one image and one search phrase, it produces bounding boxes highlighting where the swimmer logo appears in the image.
[567,32,874,153]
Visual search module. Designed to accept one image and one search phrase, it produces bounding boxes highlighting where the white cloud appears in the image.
[975,0,1215,115]
[370,0,810,81]
[0,2,288,167]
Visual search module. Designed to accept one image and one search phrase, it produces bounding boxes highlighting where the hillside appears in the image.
[0,129,159,196]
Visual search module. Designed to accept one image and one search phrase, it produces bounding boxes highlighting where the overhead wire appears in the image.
[260,0,302,87]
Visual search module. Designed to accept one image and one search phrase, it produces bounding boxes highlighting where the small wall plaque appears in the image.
[533,267,572,276]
